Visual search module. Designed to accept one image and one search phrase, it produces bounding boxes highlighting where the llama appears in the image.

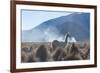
[78,42,90,59]
[21,46,38,62]
[35,45,48,62]
[52,32,77,49]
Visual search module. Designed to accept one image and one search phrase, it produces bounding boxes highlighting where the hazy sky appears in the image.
[21,10,72,30]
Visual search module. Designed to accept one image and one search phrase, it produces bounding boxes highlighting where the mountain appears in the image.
[22,13,90,42]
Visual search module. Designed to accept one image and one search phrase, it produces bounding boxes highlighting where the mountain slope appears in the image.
[22,13,90,42]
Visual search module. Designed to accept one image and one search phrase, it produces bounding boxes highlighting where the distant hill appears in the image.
[22,13,90,42]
